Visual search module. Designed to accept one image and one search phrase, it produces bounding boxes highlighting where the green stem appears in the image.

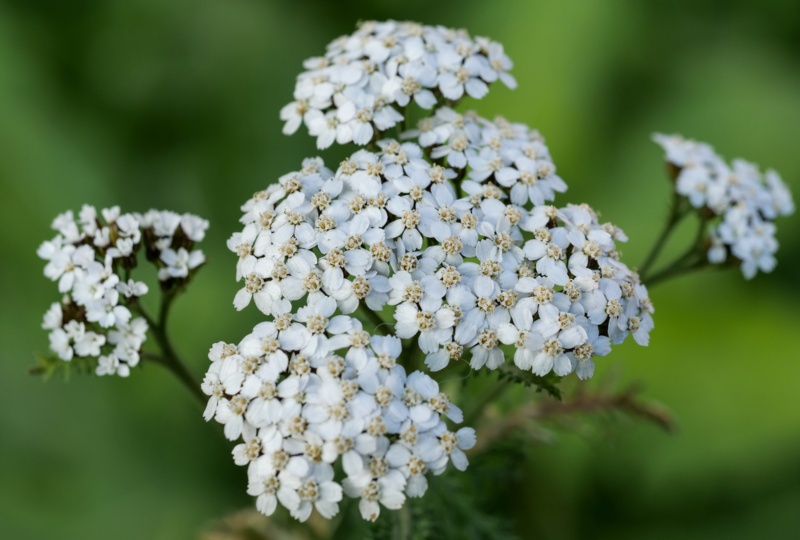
[396,105,409,139]
[643,257,711,287]
[394,504,413,540]
[452,168,467,199]
[638,194,687,278]
[642,215,711,287]
[132,295,205,407]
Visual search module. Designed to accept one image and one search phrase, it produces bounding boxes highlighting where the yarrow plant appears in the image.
[33,19,793,536]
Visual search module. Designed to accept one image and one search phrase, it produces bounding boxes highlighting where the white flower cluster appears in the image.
[654,134,795,278]
[138,209,209,282]
[202,307,474,522]
[404,107,568,207]
[228,137,652,380]
[37,206,208,376]
[281,20,516,149]
[215,20,654,523]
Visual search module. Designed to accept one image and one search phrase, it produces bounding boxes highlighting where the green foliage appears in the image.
[28,353,94,380]
[413,474,517,540]
[496,364,563,401]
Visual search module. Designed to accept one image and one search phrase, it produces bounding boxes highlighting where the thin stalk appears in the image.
[643,257,711,287]
[642,215,711,286]
[452,168,467,199]
[639,194,687,278]
[132,295,205,407]
[394,504,413,540]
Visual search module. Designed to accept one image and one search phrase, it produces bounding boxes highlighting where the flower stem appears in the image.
[638,194,687,278]
[642,257,711,287]
[394,504,413,540]
[132,294,205,407]
[642,214,711,287]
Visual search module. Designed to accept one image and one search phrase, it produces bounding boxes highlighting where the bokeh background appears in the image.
[2,0,799,538]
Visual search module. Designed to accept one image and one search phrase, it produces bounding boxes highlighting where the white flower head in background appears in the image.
[37,205,209,376]
[653,134,794,278]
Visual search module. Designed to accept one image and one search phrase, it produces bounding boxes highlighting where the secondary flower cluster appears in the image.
[654,134,794,278]
[202,305,474,522]
[37,206,208,376]
[404,108,568,208]
[281,20,516,149]
[139,209,209,284]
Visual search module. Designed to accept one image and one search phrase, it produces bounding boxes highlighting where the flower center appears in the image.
[306,314,327,334]
[298,480,319,501]
[543,338,562,357]
[416,311,435,331]
[245,273,263,293]
[439,206,457,223]
[606,300,622,317]
[574,342,594,361]
[402,210,421,228]
[443,236,462,255]
[403,281,424,303]
[478,329,498,349]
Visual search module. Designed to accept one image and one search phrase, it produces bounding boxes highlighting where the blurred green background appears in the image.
[1,0,799,538]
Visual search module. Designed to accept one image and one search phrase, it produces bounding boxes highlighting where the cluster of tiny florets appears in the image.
[403,107,568,208]
[215,20,654,522]
[281,20,516,149]
[37,206,208,376]
[203,315,474,522]
[228,135,652,380]
[654,134,795,278]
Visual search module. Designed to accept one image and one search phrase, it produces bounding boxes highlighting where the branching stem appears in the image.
[638,193,688,278]
[132,293,205,407]
[641,213,712,287]
[642,257,711,287]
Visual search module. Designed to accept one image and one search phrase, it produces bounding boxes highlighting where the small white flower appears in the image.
[159,248,205,280]
[96,353,129,377]
[181,214,209,242]
[116,279,148,298]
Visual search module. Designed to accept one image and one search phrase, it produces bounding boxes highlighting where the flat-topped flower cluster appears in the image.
[654,134,794,278]
[211,19,658,523]
[281,20,516,149]
[228,134,652,379]
[203,308,474,522]
[37,206,208,376]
